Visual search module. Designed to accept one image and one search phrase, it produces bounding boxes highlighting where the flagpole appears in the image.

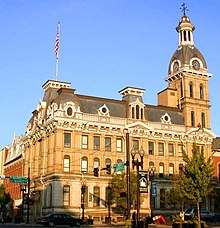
[55,22,60,81]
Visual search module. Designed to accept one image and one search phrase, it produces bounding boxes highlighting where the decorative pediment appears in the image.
[125,122,153,135]
[186,127,216,143]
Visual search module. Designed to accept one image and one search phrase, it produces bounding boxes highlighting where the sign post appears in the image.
[139,171,148,193]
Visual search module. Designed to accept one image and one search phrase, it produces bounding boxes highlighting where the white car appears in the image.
[184,208,215,222]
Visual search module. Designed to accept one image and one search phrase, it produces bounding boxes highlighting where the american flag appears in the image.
[55,22,60,58]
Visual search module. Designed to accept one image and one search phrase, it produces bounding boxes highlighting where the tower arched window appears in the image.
[191,111,195,127]
[184,31,187,41]
[201,112,205,128]
[189,83,193,98]
[188,31,191,41]
[200,85,204,99]
[132,107,135,118]
[136,105,140,119]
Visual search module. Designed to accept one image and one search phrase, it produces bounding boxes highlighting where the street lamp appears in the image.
[131,146,144,227]
[148,166,155,221]
[20,184,26,223]
[81,181,86,222]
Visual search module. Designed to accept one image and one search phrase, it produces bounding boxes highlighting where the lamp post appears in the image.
[148,166,155,221]
[81,181,86,222]
[131,146,144,227]
[20,184,26,223]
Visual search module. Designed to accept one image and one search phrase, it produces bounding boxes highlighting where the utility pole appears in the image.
[26,167,30,224]
[126,132,131,220]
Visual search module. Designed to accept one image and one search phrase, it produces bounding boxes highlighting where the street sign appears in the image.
[10,176,28,184]
[139,171,148,193]
[113,162,125,172]
[0,175,5,180]
[151,182,157,198]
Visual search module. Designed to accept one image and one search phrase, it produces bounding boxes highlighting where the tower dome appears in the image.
[168,15,207,75]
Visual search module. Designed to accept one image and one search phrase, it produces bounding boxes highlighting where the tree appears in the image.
[110,171,144,214]
[174,143,214,227]
[0,184,11,215]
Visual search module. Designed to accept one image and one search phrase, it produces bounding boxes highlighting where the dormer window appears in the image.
[131,103,144,120]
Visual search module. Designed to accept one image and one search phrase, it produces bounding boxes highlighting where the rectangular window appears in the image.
[63,185,70,206]
[82,135,88,149]
[168,143,174,157]
[158,143,164,156]
[148,142,154,155]
[93,136,100,150]
[93,187,100,207]
[105,137,111,151]
[178,145,183,157]
[133,140,139,150]
[64,133,71,147]
[116,138,122,152]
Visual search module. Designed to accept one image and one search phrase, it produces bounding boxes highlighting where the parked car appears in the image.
[36,213,83,227]
[184,208,215,221]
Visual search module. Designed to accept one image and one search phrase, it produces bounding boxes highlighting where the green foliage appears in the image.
[174,144,214,204]
[110,171,143,214]
[0,184,12,215]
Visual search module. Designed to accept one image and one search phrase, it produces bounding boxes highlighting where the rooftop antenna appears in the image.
[180,2,188,16]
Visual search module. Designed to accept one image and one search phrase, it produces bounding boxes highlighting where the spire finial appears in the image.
[180,2,188,16]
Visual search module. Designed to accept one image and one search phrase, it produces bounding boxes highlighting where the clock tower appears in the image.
[158,12,212,131]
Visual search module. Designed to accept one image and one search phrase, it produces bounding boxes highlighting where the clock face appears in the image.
[192,60,200,70]
[173,61,179,72]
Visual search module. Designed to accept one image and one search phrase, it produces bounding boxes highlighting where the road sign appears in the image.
[151,182,157,198]
[113,162,125,172]
[0,175,5,180]
[10,176,28,184]
[139,171,148,193]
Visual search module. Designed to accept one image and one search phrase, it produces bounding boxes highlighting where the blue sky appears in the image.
[1,0,220,149]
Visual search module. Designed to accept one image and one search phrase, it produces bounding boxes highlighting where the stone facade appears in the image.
[21,13,216,222]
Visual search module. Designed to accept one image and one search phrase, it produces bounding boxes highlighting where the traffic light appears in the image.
[93,167,99,177]
[106,164,111,175]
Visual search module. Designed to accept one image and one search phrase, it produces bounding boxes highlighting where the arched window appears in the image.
[191,111,195,126]
[81,157,88,173]
[189,83,193,98]
[93,158,100,168]
[179,164,184,174]
[169,163,174,176]
[200,85,204,99]
[93,186,100,207]
[105,186,112,207]
[201,112,205,128]
[188,31,191,41]
[63,155,70,172]
[136,105,140,119]
[183,31,187,41]
[132,107,135,119]
[159,162,164,177]
[160,189,166,208]
[63,185,70,206]
[81,185,88,208]
[149,161,155,167]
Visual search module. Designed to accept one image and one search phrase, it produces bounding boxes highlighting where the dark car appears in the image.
[184,208,215,221]
[36,213,83,227]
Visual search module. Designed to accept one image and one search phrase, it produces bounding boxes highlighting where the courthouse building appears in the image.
[21,12,215,222]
